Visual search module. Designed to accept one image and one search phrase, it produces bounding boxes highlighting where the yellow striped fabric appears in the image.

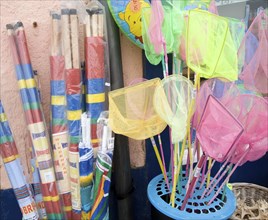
[67,110,82,121]
[86,93,105,104]
[18,79,36,89]
[0,113,7,122]
[51,96,66,105]
[63,206,72,212]
[3,155,19,163]
[43,195,60,202]
[91,139,99,144]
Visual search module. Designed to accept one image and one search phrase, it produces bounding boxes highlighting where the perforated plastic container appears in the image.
[148,173,236,220]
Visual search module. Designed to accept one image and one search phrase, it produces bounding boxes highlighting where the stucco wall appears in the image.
[0,0,144,189]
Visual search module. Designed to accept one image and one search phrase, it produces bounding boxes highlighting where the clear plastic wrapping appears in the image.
[50,12,72,220]
[0,101,39,220]
[61,6,82,218]
[84,0,111,149]
[6,21,63,219]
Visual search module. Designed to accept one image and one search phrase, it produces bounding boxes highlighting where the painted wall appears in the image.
[0,0,144,189]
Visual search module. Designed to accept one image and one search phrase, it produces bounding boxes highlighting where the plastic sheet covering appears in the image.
[238,11,268,93]
[153,75,194,143]
[85,1,110,149]
[109,78,167,140]
[225,94,268,165]
[50,12,72,220]
[184,10,242,81]
[7,21,62,219]
[61,7,82,219]
[196,95,244,163]
[0,101,39,220]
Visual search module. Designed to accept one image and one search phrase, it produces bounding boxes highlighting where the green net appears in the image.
[185,9,242,81]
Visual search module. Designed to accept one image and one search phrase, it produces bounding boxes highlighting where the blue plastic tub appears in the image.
[147,173,236,220]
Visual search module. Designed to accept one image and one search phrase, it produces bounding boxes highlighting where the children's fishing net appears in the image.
[183,10,243,81]
[108,78,167,140]
[153,75,194,143]
[142,4,174,65]
[196,95,244,162]
[238,11,268,94]
[225,94,268,165]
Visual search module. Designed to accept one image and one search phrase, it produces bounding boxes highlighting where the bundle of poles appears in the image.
[0,101,39,220]
[6,21,63,219]
[50,13,72,219]
[85,7,106,150]
[61,8,82,219]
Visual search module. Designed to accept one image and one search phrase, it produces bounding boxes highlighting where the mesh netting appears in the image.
[193,78,240,128]
[225,94,268,165]
[196,95,244,162]
[238,11,268,94]
[153,75,194,143]
[142,5,174,65]
[108,78,167,140]
[183,10,243,81]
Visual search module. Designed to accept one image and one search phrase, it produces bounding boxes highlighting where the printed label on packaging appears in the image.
[52,131,71,194]
[108,137,115,150]
[28,122,55,183]
[69,152,81,210]
[19,198,39,220]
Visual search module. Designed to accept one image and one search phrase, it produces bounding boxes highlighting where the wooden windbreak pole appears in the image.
[50,12,73,220]
[70,9,80,69]
[62,9,72,70]
[61,8,82,220]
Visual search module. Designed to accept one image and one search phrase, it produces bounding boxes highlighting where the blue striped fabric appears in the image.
[26,88,40,103]
[15,65,24,80]
[86,79,105,94]
[0,121,13,138]
[67,94,82,111]
[51,81,66,96]
[51,105,66,119]
[68,120,80,137]
[13,185,30,200]
[19,89,30,104]
[21,64,34,79]
[86,103,104,119]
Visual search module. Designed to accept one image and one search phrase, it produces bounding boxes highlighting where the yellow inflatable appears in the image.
[108,0,150,48]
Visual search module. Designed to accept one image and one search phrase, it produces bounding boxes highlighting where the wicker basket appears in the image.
[230,183,268,220]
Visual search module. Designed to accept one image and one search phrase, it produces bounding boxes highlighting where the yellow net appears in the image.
[108,78,167,140]
[185,9,240,81]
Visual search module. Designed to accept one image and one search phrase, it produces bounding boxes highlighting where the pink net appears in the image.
[226,95,268,165]
[238,11,268,94]
[196,95,244,162]
[192,78,240,129]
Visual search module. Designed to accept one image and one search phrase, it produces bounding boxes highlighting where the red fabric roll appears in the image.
[91,124,98,148]
[72,212,81,220]
[30,109,43,123]
[62,193,72,220]
[66,69,82,95]
[85,37,105,79]
[15,28,31,65]
[8,34,20,65]
[0,141,19,160]
[50,56,65,81]
[52,125,68,134]
[69,143,79,153]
